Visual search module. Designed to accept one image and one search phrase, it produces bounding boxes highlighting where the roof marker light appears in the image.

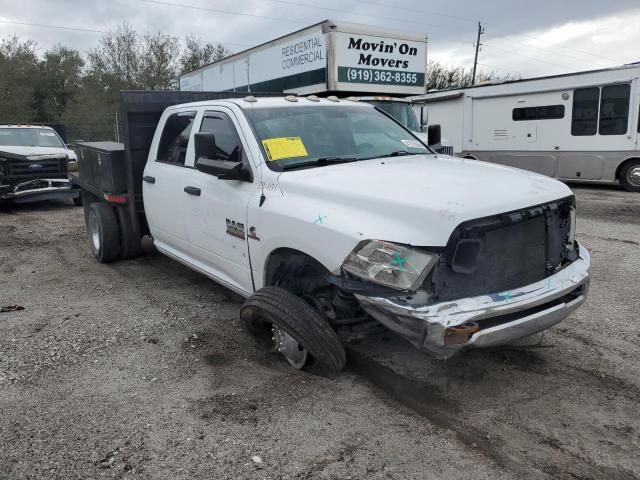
[243,95,257,103]
[326,96,340,102]
[306,95,320,102]
[284,95,299,102]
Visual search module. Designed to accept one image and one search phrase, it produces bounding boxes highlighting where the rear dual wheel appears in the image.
[87,203,121,263]
[85,201,141,263]
[240,287,346,378]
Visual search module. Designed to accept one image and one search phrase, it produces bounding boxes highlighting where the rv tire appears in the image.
[620,159,640,192]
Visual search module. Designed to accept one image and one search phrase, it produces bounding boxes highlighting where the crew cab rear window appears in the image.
[571,88,599,136]
[157,111,196,165]
[199,112,243,162]
[599,84,630,135]
[512,105,564,121]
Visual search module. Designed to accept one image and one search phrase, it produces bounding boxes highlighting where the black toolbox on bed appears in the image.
[76,141,126,194]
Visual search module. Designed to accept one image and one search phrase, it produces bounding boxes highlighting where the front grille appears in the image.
[2,157,67,182]
[440,145,454,156]
[429,197,576,302]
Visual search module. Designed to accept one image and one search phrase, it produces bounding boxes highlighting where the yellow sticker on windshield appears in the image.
[261,137,308,161]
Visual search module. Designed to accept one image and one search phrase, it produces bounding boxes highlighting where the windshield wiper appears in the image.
[357,150,422,162]
[280,156,358,171]
[386,150,416,157]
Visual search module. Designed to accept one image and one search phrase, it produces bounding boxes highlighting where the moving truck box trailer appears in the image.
[179,20,428,96]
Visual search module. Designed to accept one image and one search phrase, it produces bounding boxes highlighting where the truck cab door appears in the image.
[142,109,198,259]
[180,108,256,296]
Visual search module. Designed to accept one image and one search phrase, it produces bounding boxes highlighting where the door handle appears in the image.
[143,176,155,184]
[184,186,201,196]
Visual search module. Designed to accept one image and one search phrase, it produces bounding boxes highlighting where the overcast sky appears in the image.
[1,0,639,79]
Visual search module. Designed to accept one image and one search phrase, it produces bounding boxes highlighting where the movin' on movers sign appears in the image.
[178,21,427,95]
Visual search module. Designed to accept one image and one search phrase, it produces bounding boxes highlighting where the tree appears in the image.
[86,23,179,91]
[140,32,181,89]
[80,24,181,140]
[0,35,39,122]
[32,46,84,122]
[426,60,517,91]
[179,35,230,73]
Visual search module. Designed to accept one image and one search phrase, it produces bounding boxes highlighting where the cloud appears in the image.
[430,8,640,78]
[0,0,638,79]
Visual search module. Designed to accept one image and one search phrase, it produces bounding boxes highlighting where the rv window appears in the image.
[571,88,599,136]
[512,105,564,121]
[599,84,630,135]
[157,111,196,165]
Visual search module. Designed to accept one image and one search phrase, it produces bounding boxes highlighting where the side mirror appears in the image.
[194,132,216,161]
[193,133,250,181]
[195,156,246,180]
[427,124,441,147]
[420,106,428,132]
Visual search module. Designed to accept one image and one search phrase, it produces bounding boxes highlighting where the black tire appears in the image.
[72,193,83,206]
[115,206,142,260]
[87,202,121,263]
[619,160,640,192]
[81,190,97,228]
[240,287,346,378]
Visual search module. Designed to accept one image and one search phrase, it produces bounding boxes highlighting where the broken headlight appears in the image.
[341,240,439,291]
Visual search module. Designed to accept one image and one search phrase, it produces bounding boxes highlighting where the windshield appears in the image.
[0,128,65,148]
[246,105,430,171]
[366,101,421,132]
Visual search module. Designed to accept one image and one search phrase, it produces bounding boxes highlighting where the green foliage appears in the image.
[0,25,232,143]
[0,35,39,122]
[426,60,517,91]
[180,35,230,74]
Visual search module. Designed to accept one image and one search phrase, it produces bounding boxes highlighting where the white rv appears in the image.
[412,64,640,192]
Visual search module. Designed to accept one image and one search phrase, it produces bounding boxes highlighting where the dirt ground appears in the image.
[0,184,638,480]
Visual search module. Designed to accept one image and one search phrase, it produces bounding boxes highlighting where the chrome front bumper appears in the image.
[355,244,591,359]
[0,178,79,203]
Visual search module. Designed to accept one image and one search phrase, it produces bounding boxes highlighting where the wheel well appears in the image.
[264,248,331,295]
[615,157,640,181]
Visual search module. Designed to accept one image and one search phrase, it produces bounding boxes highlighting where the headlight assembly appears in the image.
[341,240,439,291]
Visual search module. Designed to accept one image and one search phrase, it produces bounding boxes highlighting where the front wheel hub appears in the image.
[272,325,308,369]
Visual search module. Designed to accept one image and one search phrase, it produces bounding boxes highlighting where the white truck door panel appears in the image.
[143,110,198,258]
[181,108,255,295]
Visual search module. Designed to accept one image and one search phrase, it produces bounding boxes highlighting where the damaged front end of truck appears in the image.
[0,151,80,204]
[334,196,590,359]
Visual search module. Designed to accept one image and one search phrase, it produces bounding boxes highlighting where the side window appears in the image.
[199,112,243,162]
[157,111,196,165]
[571,88,599,136]
[512,105,564,121]
[599,84,630,135]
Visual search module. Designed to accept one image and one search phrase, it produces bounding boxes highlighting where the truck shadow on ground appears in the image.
[0,199,78,214]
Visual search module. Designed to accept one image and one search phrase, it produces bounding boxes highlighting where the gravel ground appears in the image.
[0,184,638,479]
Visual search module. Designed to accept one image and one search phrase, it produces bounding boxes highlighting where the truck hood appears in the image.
[0,146,75,160]
[277,154,572,246]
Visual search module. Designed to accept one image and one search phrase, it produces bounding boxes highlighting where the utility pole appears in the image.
[472,22,485,85]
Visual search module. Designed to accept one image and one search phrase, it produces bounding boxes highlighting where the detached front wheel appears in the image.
[240,287,346,377]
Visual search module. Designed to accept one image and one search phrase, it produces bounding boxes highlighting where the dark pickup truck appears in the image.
[0,125,80,204]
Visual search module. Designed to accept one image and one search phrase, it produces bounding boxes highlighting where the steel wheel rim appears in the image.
[88,211,100,253]
[272,325,308,369]
[627,166,640,187]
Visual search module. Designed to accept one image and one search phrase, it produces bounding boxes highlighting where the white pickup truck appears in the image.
[73,92,590,376]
